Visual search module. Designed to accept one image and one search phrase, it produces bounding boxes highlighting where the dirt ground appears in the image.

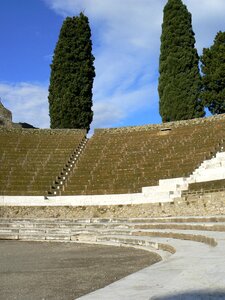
[0,240,161,300]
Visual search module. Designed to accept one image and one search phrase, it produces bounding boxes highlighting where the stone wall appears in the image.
[0,101,12,121]
[0,101,13,127]
[1,191,225,218]
[0,101,23,129]
[95,113,225,134]
[0,127,87,135]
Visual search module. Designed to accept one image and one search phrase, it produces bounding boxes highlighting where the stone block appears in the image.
[45,235,71,241]
[19,235,46,241]
[0,234,18,240]
[71,234,97,242]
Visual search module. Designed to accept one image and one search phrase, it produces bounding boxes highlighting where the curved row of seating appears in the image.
[0,129,86,195]
[0,215,221,250]
[63,116,225,195]
[1,217,224,298]
[1,114,225,196]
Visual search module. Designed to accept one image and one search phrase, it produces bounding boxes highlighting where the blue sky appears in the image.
[0,0,225,132]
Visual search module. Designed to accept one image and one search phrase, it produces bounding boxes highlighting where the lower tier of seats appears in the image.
[1,215,225,299]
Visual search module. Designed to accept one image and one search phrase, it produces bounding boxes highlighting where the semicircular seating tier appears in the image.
[62,115,225,195]
[1,114,225,196]
[0,128,86,195]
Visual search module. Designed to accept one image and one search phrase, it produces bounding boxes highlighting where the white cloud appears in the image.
[3,0,223,130]
[44,0,225,52]
[0,82,50,128]
[184,0,225,52]
[43,0,225,130]
[91,81,158,131]
[43,0,164,129]
[44,0,163,53]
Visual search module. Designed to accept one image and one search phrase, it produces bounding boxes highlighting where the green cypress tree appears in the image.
[48,13,95,131]
[200,31,225,114]
[158,0,205,122]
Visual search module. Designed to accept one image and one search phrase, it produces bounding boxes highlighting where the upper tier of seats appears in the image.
[1,114,225,196]
[63,115,225,195]
[0,128,86,195]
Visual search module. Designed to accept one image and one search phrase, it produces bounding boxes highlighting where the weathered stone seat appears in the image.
[0,129,86,195]
[63,115,225,196]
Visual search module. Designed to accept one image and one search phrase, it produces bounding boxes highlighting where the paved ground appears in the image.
[78,234,225,300]
[0,240,160,300]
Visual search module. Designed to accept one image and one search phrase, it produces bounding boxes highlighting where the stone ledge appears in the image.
[94,113,225,134]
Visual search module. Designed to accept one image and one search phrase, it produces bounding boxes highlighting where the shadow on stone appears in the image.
[152,290,225,300]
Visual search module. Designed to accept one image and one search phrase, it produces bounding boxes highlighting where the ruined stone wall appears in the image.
[1,191,225,219]
[0,101,15,128]
[0,127,87,135]
[0,101,12,122]
[95,113,225,134]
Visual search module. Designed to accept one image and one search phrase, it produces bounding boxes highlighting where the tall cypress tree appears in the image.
[200,31,225,114]
[158,0,205,122]
[48,13,95,131]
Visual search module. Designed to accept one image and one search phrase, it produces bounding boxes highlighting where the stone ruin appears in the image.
[0,99,36,129]
[0,99,14,127]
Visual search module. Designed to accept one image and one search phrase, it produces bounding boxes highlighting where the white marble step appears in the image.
[77,235,225,300]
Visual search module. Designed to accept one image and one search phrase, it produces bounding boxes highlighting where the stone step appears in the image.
[1,216,225,225]
[0,227,132,237]
[1,221,225,234]
[134,223,225,232]
[0,223,85,229]
[96,236,176,254]
[0,233,19,240]
[77,236,225,300]
[19,234,46,241]
[1,217,225,235]
[0,226,218,248]
[0,216,223,251]
[133,231,217,247]
[0,231,96,242]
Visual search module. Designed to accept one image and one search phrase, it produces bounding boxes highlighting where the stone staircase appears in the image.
[0,129,87,196]
[143,151,225,202]
[48,137,88,196]
[189,152,225,183]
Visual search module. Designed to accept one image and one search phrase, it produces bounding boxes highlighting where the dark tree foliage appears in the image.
[200,31,225,115]
[158,0,205,122]
[48,13,95,131]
